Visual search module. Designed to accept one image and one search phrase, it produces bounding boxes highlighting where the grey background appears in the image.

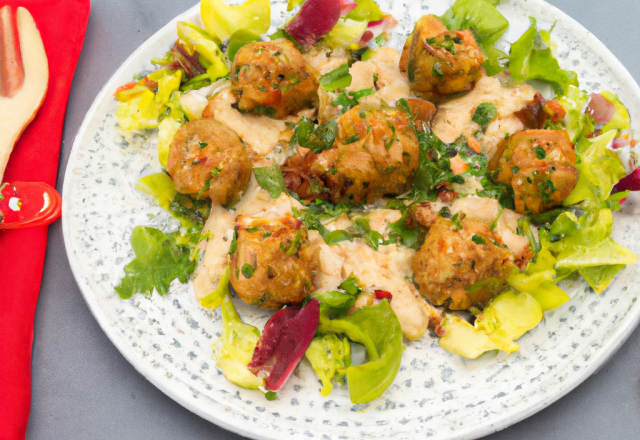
[27,0,640,438]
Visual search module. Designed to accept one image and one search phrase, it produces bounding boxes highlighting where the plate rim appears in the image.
[61,1,640,439]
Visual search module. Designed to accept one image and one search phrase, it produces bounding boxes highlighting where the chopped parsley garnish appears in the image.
[241,263,255,278]
[319,64,352,92]
[471,234,486,245]
[253,164,286,199]
[198,141,208,149]
[451,212,463,230]
[432,61,444,78]
[534,146,547,159]
[471,102,498,131]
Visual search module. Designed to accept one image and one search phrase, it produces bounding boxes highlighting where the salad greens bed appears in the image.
[111,0,638,404]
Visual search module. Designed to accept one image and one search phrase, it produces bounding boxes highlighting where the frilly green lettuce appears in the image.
[563,130,626,206]
[305,334,352,396]
[441,0,509,76]
[345,0,383,23]
[177,22,230,81]
[507,249,570,312]
[201,0,271,41]
[439,290,543,359]
[509,17,578,97]
[323,19,368,48]
[539,208,637,293]
[601,90,631,135]
[115,89,158,132]
[559,85,594,142]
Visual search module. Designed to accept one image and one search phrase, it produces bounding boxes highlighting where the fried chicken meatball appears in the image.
[167,119,252,206]
[411,215,515,310]
[400,15,485,102]
[230,215,315,309]
[282,106,419,203]
[231,39,319,119]
[489,129,578,214]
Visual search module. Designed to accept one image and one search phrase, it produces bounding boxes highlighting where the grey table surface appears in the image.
[25,0,640,438]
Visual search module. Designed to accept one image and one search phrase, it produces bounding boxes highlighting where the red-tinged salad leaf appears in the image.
[285,0,341,50]
[316,300,403,403]
[0,182,62,230]
[615,167,640,192]
[115,226,199,299]
[585,93,615,126]
[509,17,578,97]
[340,0,358,16]
[248,298,320,390]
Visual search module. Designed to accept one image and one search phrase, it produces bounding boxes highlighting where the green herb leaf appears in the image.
[472,234,486,245]
[252,105,277,118]
[229,230,238,254]
[319,64,352,92]
[254,164,286,199]
[324,230,354,245]
[115,226,197,299]
[283,229,303,255]
[241,263,255,278]
[264,391,278,401]
[471,102,498,130]
[290,116,337,153]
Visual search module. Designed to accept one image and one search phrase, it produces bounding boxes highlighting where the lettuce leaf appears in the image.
[115,89,158,132]
[441,0,509,75]
[559,85,594,142]
[316,300,403,404]
[323,19,368,48]
[201,0,271,41]
[177,21,230,81]
[539,209,637,293]
[114,226,197,299]
[563,131,626,206]
[305,334,352,396]
[215,290,264,390]
[509,17,578,97]
[507,249,570,311]
[199,266,231,309]
[601,90,631,135]
[136,173,210,231]
[345,0,383,22]
[439,290,543,359]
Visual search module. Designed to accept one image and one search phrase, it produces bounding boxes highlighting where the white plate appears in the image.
[62,1,640,439]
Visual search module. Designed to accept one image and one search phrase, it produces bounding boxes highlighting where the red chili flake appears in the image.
[374,290,392,300]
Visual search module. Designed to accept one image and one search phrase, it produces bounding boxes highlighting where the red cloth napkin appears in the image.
[0,1,89,439]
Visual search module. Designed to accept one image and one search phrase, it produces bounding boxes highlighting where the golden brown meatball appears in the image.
[411,215,515,310]
[231,39,319,119]
[400,15,485,102]
[230,215,315,309]
[167,119,252,206]
[282,106,419,203]
[489,129,578,214]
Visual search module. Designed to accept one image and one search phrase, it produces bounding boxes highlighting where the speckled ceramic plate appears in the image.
[62,1,640,439]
